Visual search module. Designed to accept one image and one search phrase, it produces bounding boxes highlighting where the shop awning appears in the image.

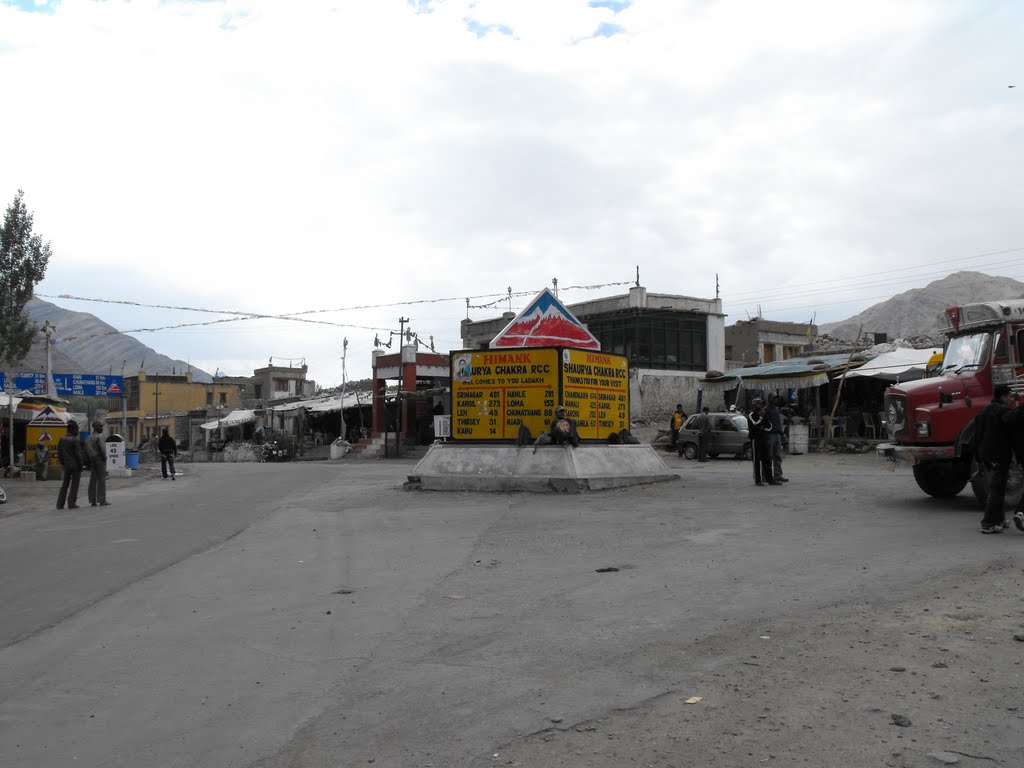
[844,347,941,382]
[1,393,24,411]
[199,409,257,430]
[701,352,871,391]
[268,392,370,413]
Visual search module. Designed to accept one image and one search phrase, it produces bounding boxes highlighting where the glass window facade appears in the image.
[585,311,707,371]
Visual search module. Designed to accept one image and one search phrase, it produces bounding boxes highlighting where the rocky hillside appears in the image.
[23,298,213,382]
[819,271,1024,341]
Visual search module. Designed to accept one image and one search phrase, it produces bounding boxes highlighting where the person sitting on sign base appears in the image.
[533,405,581,453]
[34,439,50,481]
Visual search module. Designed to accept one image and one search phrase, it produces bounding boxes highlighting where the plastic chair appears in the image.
[861,412,876,439]
[829,415,846,438]
[877,411,889,439]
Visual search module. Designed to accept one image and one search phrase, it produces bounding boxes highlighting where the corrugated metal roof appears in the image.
[702,352,869,390]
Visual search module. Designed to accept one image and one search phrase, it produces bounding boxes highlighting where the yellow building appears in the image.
[104,371,243,447]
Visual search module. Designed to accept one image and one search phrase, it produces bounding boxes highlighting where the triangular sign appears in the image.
[489,288,601,350]
[29,406,69,426]
[39,430,53,442]
[107,383,121,394]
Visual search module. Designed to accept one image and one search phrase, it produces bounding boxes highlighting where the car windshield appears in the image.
[730,414,748,430]
[942,332,991,372]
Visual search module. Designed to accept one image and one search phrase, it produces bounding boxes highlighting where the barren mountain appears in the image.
[23,298,213,382]
[819,271,1024,341]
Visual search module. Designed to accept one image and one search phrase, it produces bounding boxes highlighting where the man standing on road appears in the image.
[766,396,788,482]
[669,404,686,450]
[748,399,779,486]
[693,406,711,462]
[85,420,110,507]
[158,427,178,480]
[974,383,1012,534]
[1001,390,1024,533]
[56,420,85,509]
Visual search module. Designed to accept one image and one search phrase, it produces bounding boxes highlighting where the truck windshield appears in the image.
[942,332,991,372]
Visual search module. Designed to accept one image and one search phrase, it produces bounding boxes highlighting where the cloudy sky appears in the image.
[2,0,1022,385]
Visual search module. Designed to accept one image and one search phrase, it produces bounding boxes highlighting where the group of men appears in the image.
[971,383,1024,534]
[669,399,789,485]
[747,397,788,486]
[51,423,180,510]
[54,420,112,509]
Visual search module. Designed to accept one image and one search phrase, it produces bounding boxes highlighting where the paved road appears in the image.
[1,452,1021,768]
[0,462,340,648]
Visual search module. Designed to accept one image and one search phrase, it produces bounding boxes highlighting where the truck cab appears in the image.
[881,301,1024,500]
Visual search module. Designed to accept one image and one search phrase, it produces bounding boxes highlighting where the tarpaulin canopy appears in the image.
[200,409,257,430]
[844,347,941,382]
[701,352,870,391]
[268,392,369,413]
[1,393,24,411]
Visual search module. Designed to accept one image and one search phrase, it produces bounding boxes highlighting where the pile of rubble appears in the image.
[810,334,943,354]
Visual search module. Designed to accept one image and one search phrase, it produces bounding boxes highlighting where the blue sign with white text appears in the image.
[0,372,124,397]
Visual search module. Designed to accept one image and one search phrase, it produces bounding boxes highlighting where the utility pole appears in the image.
[339,337,348,441]
[153,380,160,442]
[120,361,127,439]
[43,321,56,397]
[4,376,13,474]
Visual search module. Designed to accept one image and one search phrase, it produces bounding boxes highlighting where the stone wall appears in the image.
[630,370,707,420]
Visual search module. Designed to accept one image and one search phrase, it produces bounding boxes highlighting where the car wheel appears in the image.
[681,442,698,460]
[740,443,752,460]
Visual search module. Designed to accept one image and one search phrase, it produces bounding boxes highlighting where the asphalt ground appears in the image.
[0,450,1022,768]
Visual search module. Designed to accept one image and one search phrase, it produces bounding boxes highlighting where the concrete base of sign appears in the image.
[405,443,678,493]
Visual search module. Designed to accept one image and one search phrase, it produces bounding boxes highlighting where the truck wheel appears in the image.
[912,463,969,498]
[969,458,1024,510]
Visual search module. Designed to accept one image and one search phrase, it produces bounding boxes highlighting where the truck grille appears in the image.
[884,393,908,437]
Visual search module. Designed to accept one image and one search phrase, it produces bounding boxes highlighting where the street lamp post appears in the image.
[153,382,160,445]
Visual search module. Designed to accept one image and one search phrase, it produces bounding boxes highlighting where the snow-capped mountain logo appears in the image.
[490,289,601,349]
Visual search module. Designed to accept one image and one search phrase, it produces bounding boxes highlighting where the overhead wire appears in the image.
[37,280,634,343]
[725,246,1024,301]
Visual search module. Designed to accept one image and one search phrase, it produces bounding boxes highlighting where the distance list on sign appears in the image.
[560,349,629,440]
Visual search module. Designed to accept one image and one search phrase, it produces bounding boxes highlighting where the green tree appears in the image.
[1,189,52,472]
[1,189,52,364]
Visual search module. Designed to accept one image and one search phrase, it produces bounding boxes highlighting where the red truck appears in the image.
[879,300,1024,504]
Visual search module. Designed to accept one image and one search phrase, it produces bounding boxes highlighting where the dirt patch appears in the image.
[490,565,1024,767]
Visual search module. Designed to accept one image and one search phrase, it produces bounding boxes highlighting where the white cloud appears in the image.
[1,0,1022,384]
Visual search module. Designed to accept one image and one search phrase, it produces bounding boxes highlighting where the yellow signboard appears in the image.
[560,349,629,440]
[450,347,629,442]
[451,349,558,439]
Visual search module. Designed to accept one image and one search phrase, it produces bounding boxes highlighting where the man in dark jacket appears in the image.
[56,420,85,509]
[158,427,178,480]
[85,420,110,506]
[974,383,1013,533]
[693,406,711,462]
[1001,390,1024,532]
[766,396,788,482]
[748,399,779,486]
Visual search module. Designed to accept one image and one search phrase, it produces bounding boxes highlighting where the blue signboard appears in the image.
[0,372,124,397]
